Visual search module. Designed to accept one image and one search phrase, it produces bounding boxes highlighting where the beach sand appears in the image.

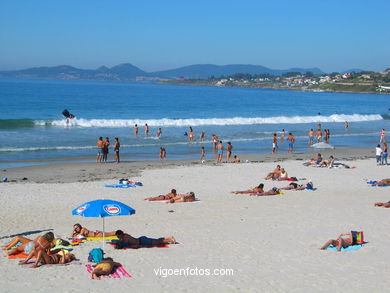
[0,148,389,292]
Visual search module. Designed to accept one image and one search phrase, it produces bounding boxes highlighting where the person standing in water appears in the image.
[201,146,206,161]
[97,137,104,163]
[345,121,349,130]
[216,141,224,163]
[308,129,314,145]
[134,124,139,136]
[287,133,295,153]
[272,133,278,154]
[280,129,285,143]
[156,128,162,137]
[103,137,110,163]
[226,142,233,162]
[199,131,205,142]
[188,127,194,141]
[114,137,120,163]
[144,123,149,136]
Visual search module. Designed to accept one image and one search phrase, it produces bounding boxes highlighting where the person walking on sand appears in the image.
[114,137,120,163]
[97,137,104,163]
[308,129,314,145]
[144,123,149,136]
[134,124,139,136]
[226,142,233,162]
[376,144,383,165]
[216,141,224,163]
[199,131,205,141]
[201,146,206,161]
[272,133,278,154]
[287,133,295,153]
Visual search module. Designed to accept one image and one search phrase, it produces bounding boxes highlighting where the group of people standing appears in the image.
[96,137,120,163]
[308,123,331,145]
[272,131,296,154]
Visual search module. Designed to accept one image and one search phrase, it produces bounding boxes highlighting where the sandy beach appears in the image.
[1,148,389,292]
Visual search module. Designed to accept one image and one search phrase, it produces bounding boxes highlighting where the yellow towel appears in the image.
[85,236,118,241]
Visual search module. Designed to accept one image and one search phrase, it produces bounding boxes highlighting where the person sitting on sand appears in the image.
[372,179,390,186]
[280,181,314,191]
[3,232,54,257]
[320,232,355,251]
[71,224,116,238]
[114,230,176,248]
[169,192,196,203]
[91,257,122,280]
[304,153,323,166]
[277,168,288,181]
[251,187,282,196]
[234,155,241,163]
[25,249,76,268]
[319,155,334,167]
[374,201,390,208]
[144,189,177,201]
[265,165,281,180]
[231,183,264,194]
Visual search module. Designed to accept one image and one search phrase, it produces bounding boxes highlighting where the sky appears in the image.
[0,0,389,73]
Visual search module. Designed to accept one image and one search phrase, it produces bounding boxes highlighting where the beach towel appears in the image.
[50,245,73,252]
[85,264,132,278]
[104,184,135,188]
[85,236,118,241]
[8,252,34,259]
[325,244,362,252]
[109,242,169,249]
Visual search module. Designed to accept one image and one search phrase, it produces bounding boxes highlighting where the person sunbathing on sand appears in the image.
[231,183,264,194]
[71,224,116,238]
[144,189,177,201]
[251,187,282,196]
[373,179,390,186]
[280,181,314,190]
[91,257,122,280]
[3,232,54,257]
[25,249,76,268]
[374,201,390,208]
[114,230,176,248]
[265,165,281,180]
[320,232,355,251]
[169,192,196,203]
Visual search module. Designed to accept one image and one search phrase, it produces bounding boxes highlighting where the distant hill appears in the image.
[151,64,324,79]
[341,68,365,74]
[0,63,324,81]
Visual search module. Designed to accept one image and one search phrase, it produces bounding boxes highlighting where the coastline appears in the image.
[1,147,375,183]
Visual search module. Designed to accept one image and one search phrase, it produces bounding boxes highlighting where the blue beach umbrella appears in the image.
[72,199,136,251]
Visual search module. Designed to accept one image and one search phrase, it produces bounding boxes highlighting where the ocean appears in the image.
[0,78,389,168]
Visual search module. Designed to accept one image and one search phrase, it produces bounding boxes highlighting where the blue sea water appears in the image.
[0,78,389,168]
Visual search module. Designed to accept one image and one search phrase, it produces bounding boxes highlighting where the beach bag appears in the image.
[88,248,104,263]
[351,231,364,244]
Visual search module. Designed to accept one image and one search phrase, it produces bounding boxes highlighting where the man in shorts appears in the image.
[97,137,104,163]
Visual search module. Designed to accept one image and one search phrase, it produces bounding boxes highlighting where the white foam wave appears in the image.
[45,114,383,128]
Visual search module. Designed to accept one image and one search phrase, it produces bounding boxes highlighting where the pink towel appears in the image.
[85,264,132,278]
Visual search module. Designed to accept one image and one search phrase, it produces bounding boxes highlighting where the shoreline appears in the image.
[1,147,375,183]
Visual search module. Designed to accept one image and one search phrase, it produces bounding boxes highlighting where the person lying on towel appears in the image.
[374,201,390,208]
[280,181,314,191]
[144,189,177,201]
[28,249,76,268]
[373,179,390,186]
[4,232,54,258]
[320,232,355,251]
[92,258,122,280]
[71,224,116,238]
[231,183,264,194]
[114,230,176,248]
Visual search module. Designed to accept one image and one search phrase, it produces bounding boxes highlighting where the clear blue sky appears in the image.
[0,0,389,73]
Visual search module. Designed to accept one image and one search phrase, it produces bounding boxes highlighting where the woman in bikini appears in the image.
[144,189,177,201]
[71,224,116,238]
[231,184,264,194]
[169,192,196,203]
[320,232,355,251]
[91,258,122,280]
[29,249,76,268]
[4,232,54,257]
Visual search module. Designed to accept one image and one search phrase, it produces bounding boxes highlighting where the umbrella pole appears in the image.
[102,216,105,253]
